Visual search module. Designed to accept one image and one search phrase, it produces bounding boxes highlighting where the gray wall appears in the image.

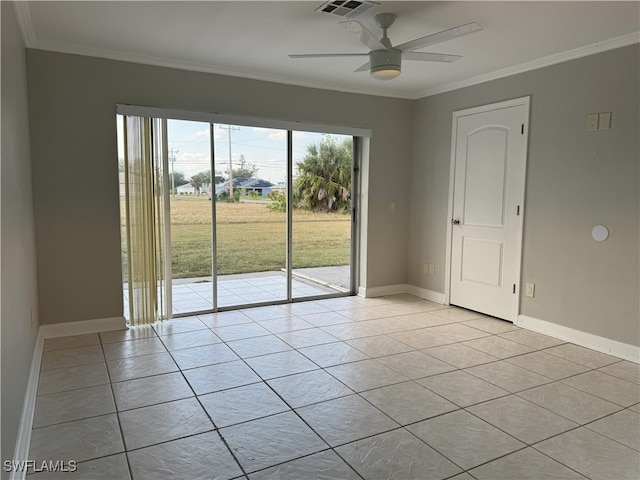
[409,45,639,346]
[26,50,413,325]
[1,2,40,472]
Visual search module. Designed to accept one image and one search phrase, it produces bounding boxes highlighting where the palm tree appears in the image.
[189,173,203,194]
[294,137,352,212]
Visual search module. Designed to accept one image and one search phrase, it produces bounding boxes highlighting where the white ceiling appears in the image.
[15,1,640,99]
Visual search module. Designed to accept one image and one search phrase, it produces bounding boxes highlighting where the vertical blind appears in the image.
[123,116,168,325]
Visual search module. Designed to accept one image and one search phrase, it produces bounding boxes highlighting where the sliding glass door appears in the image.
[213,124,288,308]
[291,132,354,299]
[118,110,359,320]
[166,120,214,315]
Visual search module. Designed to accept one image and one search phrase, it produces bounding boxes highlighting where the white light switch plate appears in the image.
[587,113,599,131]
[599,112,611,130]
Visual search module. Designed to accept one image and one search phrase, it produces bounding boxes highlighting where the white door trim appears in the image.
[444,96,530,321]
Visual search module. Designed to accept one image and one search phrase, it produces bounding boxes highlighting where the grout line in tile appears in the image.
[35,381,112,399]
[162,336,250,478]
[246,447,366,480]
[401,424,472,474]
[29,411,113,433]
[100,338,135,480]
[580,409,640,452]
[513,382,626,426]
[528,430,612,477]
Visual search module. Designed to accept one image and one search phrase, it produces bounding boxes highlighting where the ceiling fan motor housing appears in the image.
[369,49,402,79]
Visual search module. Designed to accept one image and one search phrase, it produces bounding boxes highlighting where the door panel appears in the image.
[450,102,528,321]
[461,237,503,287]
[292,133,353,299]
[214,124,288,308]
[167,120,214,316]
[464,128,508,227]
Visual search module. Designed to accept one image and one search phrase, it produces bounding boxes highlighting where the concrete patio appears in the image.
[124,265,351,318]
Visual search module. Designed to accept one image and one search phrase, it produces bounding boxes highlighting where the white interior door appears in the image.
[449,99,529,321]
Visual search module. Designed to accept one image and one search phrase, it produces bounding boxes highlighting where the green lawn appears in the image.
[121,196,351,279]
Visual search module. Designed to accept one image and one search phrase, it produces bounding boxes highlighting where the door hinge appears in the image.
[513,284,516,294]
[521,124,524,134]
[517,205,520,216]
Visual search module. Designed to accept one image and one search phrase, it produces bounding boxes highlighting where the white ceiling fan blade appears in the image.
[289,53,369,59]
[340,20,387,51]
[403,52,462,63]
[354,61,370,72]
[396,22,482,52]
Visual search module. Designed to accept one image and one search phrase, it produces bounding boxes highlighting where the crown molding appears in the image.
[27,30,639,101]
[415,31,640,99]
[12,1,36,47]
[28,38,415,100]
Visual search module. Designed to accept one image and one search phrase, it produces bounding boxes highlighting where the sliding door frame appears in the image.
[350,136,361,295]
[209,123,218,311]
[160,118,173,318]
[286,130,294,302]
[118,104,370,315]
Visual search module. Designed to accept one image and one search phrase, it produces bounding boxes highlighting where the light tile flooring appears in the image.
[124,272,343,317]
[30,295,639,479]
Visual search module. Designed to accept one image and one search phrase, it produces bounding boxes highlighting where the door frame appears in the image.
[444,96,530,322]
[118,104,369,316]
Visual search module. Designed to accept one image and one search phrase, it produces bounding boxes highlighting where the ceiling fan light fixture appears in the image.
[370,65,401,80]
[369,49,401,80]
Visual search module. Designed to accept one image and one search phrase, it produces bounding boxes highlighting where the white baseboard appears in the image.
[405,285,446,304]
[517,315,640,363]
[39,316,126,339]
[10,333,44,480]
[359,284,446,304]
[359,284,410,298]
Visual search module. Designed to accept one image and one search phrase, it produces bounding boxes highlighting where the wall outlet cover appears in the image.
[525,283,535,298]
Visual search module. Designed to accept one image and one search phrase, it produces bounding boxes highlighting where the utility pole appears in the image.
[219,125,240,199]
[169,148,179,195]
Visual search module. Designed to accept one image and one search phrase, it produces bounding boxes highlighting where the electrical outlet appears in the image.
[423,263,429,274]
[389,200,396,212]
[428,264,435,276]
[525,283,535,298]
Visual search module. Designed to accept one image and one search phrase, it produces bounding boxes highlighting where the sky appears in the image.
[117,116,350,184]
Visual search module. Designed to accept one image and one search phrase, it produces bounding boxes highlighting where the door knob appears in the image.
[451,219,460,225]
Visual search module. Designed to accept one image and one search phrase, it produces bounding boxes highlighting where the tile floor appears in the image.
[124,272,345,318]
[29,295,640,479]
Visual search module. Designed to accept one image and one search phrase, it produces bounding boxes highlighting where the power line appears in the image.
[169,149,179,194]
[219,125,240,198]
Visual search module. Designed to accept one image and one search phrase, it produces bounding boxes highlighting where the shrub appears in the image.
[267,190,286,212]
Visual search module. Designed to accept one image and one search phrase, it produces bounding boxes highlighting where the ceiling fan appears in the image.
[289,13,482,80]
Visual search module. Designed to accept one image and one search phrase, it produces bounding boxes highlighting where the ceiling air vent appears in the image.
[315,1,375,18]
